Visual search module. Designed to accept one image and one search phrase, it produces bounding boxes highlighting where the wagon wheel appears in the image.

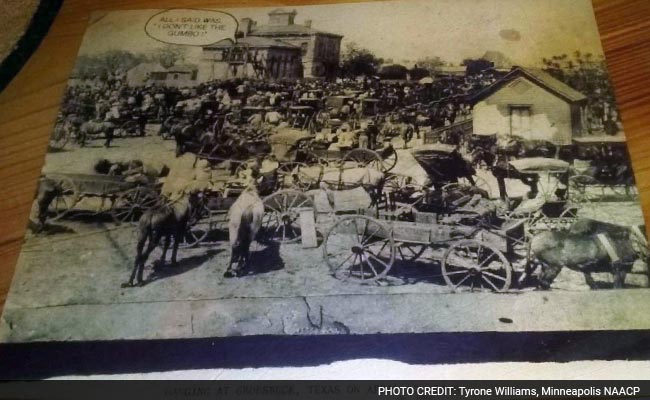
[524,211,546,237]
[177,204,215,248]
[119,120,140,137]
[277,162,314,191]
[396,242,427,262]
[384,175,424,219]
[343,148,386,172]
[568,174,600,203]
[261,190,314,243]
[441,239,512,292]
[323,215,395,283]
[452,176,492,198]
[111,187,159,224]
[48,176,79,221]
[49,122,69,150]
[376,145,398,172]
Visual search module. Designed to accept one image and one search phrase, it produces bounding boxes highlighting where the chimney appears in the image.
[239,18,253,37]
[304,19,312,28]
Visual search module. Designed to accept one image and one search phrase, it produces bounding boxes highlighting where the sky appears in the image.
[78,0,605,67]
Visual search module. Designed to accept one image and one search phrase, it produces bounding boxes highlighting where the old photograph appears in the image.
[1,0,648,343]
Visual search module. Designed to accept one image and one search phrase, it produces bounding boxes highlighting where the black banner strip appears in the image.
[0,381,649,400]
[1,330,650,379]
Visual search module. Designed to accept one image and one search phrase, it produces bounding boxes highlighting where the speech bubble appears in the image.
[145,8,238,46]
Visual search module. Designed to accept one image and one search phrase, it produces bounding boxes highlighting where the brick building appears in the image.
[198,9,343,81]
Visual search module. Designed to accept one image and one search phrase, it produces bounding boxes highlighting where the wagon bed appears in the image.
[44,173,160,224]
[322,211,526,292]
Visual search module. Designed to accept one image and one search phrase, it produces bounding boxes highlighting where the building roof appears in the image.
[127,62,166,74]
[167,64,198,73]
[469,66,587,104]
[205,36,299,50]
[268,8,296,15]
[435,65,467,74]
[249,23,343,38]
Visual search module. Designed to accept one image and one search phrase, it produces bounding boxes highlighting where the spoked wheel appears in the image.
[277,162,315,191]
[451,176,492,198]
[50,123,69,150]
[177,204,215,248]
[376,145,398,172]
[119,120,140,137]
[441,239,512,292]
[111,187,159,224]
[384,175,425,220]
[395,242,427,262]
[48,176,79,221]
[323,215,395,283]
[568,174,600,203]
[523,211,545,238]
[343,148,386,171]
[261,190,315,243]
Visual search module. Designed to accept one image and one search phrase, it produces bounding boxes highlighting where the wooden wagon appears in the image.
[43,173,160,224]
[322,212,526,292]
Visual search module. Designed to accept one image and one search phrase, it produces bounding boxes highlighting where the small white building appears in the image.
[470,66,587,145]
[126,62,167,86]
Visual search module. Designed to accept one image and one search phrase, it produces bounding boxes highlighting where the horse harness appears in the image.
[596,233,620,264]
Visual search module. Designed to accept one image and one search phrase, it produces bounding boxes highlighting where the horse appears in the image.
[121,191,201,287]
[32,176,64,232]
[525,219,649,289]
[78,120,116,148]
[499,137,557,159]
[490,156,539,200]
[224,177,265,278]
[293,165,386,207]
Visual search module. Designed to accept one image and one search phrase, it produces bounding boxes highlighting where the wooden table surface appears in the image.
[0,0,649,310]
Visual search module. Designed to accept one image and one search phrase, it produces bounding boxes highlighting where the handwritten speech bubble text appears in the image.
[145,9,238,46]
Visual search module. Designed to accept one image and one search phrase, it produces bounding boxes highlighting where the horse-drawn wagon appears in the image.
[39,172,161,224]
[322,207,526,292]
[569,135,638,201]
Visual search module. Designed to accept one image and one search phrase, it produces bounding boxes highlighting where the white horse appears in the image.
[225,177,265,278]
[294,165,385,207]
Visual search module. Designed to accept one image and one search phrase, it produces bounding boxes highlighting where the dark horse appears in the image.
[526,219,648,289]
[490,155,539,201]
[122,191,201,287]
[499,137,557,159]
[33,176,64,232]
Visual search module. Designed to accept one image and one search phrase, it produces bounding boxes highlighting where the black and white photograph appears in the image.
[1,0,648,343]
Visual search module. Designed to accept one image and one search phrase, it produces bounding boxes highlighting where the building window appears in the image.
[510,105,531,137]
[301,42,308,56]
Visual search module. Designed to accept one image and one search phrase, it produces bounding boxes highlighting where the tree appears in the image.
[73,50,147,80]
[462,58,493,75]
[379,64,408,80]
[415,56,445,74]
[148,45,188,69]
[541,52,617,132]
[408,66,430,81]
[339,42,383,78]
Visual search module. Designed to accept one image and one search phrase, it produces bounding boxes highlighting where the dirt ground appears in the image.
[1,128,648,342]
